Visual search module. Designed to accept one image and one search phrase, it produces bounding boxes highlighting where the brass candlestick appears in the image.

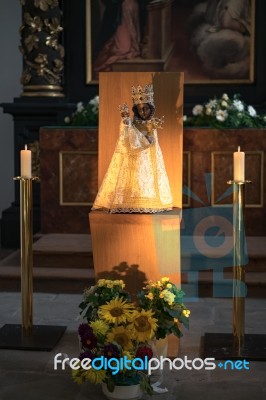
[0,176,67,351]
[228,180,250,356]
[201,176,266,360]
[14,176,39,336]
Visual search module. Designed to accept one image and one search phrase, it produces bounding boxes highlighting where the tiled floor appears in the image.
[0,293,266,399]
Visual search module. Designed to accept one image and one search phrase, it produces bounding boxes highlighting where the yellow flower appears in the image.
[72,368,86,385]
[122,350,134,360]
[161,277,170,283]
[159,292,165,299]
[99,298,133,324]
[85,368,106,384]
[166,283,172,289]
[107,326,133,350]
[161,289,175,305]
[90,320,109,336]
[130,309,157,342]
[182,309,191,318]
[114,279,125,288]
[145,292,154,301]
[97,279,107,287]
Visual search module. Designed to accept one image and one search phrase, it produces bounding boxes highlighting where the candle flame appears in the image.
[25,144,27,150]
[238,146,240,152]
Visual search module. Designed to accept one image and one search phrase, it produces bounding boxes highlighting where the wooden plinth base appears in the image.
[89,209,181,295]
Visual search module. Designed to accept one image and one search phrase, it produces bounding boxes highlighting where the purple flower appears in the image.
[79,350,94,361]
[103,343,120,359]
[81,331,97,350]
[78,323,93,339]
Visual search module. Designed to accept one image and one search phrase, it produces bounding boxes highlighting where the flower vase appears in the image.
[149,336,169,387]
[154,336,168,358]
[102,383,143,400]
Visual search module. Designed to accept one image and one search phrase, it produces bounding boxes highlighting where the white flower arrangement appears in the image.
[64,95,99,126]
[184,93,266,129]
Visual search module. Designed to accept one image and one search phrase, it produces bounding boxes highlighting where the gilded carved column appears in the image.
[19,0,65,97]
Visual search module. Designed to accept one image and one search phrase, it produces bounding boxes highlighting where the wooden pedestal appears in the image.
[89,209,181,295]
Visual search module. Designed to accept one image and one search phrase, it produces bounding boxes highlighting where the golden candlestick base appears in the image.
[227,180,250,356]
[200,177,266,360]
[0,176,66,350]
[13,177,39,336]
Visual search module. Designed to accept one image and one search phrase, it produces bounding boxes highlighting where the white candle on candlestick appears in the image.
[233,146,245,182]
[20,145,32,178]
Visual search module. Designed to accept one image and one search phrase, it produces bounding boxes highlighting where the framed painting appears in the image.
[86,0,255,84]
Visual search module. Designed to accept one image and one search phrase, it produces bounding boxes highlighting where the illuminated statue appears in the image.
[92,84,173,213]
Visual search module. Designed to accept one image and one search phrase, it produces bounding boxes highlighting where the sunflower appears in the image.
[72,367,86,385]
[99,297,133,324]
[90,320,109,336]
[107,326,133,351]
[85,368,107,384]
[130,310,157,342]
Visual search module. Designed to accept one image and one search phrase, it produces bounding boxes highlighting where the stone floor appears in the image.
[0,293,266,400]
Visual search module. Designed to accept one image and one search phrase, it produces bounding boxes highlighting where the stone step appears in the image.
[181,236,266,273]
[32,234,93,269]
[182,271,266,299]
[0,263,95,293]
[0,234,265,297]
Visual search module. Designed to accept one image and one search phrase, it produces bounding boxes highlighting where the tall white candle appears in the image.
[233,146,245,182]
[20,145,32,178]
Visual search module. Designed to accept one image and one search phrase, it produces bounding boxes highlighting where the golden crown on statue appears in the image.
[132,84,154,106]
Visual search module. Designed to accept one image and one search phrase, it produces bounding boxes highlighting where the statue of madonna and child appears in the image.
[92,83,173,213]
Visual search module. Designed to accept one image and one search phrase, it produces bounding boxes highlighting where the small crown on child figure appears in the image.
[132,84,154,106]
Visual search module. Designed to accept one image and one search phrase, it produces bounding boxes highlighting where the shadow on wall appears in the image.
[96,262,147,296]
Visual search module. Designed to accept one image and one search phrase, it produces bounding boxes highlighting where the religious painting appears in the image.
[86,0,255,84]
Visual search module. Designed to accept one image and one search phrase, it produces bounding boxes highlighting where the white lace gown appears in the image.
[92,120,173,213]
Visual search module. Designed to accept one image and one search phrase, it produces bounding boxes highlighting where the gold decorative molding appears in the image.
[23,84,63,90]
[22,91,64,97]
[59,151,98,206]
[211,151,264,208]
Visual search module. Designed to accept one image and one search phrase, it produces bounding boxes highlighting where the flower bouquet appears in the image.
[184,93,266,129]
[64,95,99,126]
[72,278,190,398]
[73,279,157,396]
[138,277,190,340]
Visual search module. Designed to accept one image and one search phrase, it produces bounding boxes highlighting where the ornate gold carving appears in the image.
[20,0,64,95]
[34,0,59,12]
[44,17,62,35]
[24,34,39,52]
[24,13,43,32]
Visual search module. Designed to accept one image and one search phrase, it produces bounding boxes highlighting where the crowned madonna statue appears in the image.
[92,84,173,213]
